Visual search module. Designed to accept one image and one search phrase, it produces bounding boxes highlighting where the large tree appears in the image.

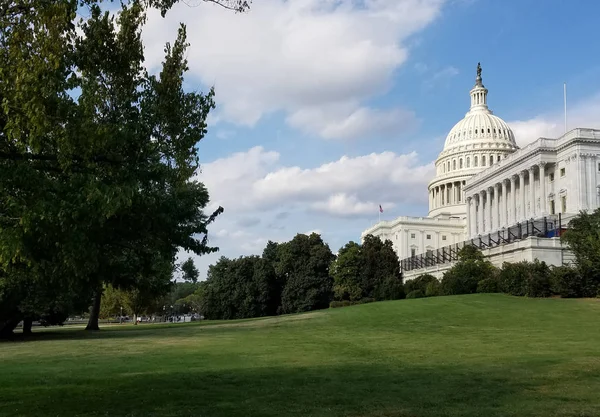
[278,233,335,313]
[331,236,404,302]
[561,209,600,297]
[330,241,363,301]
[202,255,279,320]
[0,0,233,337]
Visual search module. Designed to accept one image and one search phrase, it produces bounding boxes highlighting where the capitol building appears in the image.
[361,64,600,279]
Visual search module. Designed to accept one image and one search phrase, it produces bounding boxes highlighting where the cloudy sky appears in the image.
[136,0,600,278]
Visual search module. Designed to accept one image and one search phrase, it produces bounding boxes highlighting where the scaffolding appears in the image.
[399,214,564,273]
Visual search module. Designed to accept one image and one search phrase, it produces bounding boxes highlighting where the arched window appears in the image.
[453,160,456,170]
[490,155,494,165]
[474,156,478,167]
[467,157,471,168]
[482,156,486,166]
[459,158,463,169]
[488,128,491,133]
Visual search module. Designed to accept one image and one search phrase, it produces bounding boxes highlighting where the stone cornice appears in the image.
[464,128,600,191]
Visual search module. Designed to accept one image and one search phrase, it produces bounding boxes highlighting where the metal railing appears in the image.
[400,214,564,272]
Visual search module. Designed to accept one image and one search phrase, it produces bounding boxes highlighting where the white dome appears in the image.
[428,63,518,219]
[443,112,516,150]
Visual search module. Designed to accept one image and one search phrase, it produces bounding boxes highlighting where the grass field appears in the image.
[1,294,600,417]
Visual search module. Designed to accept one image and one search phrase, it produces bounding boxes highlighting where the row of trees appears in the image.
[195,209,600,321]
[195,233,404,320]
[0,0,249,337]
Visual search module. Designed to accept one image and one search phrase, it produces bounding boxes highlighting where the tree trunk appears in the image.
[22,317,33,335]
[0,316,22,339]
[85,288,103,331]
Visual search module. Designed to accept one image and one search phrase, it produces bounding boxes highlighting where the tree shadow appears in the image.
[0,317,280,344]
[2,363,595,417]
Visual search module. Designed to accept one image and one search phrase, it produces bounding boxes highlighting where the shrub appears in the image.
[374,275,405,301]
[405,274,437,295]
[440,272,479,295]
[477,278,499,293]
[499,260,551,297]
[330,300,352,308]
[550,266,586,298]
[440,246,497,295]
[406,289,425,299]
[329,298,376,309]
[425,280,441,297]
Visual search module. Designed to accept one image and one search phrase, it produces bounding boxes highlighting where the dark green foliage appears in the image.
[405,274,438,295]
[477,278,499,293]
[331,235,403,302]
[374,275,405,301]
[329,298,375,309]
[0,0,224,336]
[498,261,552,298]
[561,209,600,297]
[202,256,279,320]
[440,246,496,295]
[181,258,199,283]
[425,280,441,297]
[330,241,363,301]
[279,233,335,314]
[406,290,425,299]
[359,235,402,300]
[550,266,585,298]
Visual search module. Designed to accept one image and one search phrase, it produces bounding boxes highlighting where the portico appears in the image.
[463,129,600,238]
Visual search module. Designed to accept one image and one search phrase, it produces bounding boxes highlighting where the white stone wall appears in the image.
[403,237,572,281]
[361,216,466,260]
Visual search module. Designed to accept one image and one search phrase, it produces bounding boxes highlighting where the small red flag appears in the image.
[379,204,383,213]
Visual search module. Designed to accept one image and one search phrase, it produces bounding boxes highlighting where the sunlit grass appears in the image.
[1,294,600,417]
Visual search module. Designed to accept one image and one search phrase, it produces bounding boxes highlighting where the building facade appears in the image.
[361,64,600,278]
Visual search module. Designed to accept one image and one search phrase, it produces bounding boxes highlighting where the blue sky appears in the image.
[134,0,600,277]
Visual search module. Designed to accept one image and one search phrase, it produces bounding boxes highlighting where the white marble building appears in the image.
[361,64,600,278]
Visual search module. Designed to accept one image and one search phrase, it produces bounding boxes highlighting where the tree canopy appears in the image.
[0,0,228,337]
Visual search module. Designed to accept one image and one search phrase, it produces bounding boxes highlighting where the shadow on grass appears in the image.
[0,363,549,417]
[0,316,287,344]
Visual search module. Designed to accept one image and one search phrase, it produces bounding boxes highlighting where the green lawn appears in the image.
[2,294,600,417]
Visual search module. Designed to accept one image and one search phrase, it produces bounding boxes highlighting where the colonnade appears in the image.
[429,181,465,209]
[466,162,549,237]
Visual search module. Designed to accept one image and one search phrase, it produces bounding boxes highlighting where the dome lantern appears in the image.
[469,62,490,114]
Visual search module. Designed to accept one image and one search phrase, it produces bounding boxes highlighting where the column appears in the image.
[502,179,508,227]
[510,174,518,224]
[467,197,473,237]
[486,187,493,233]
[519,171,526,221]
[478,191,485,234]
[588,156,596,209]
[539,162,546,215]
[528,166,535,218]
[494,183,501,230]
[453,182,458,205]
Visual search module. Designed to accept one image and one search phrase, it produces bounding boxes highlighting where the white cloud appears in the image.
[141,0,448,138]
[508,92,600,147]
[310,193,396,216]
[287,103,418,140]
[199,146,433,216]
